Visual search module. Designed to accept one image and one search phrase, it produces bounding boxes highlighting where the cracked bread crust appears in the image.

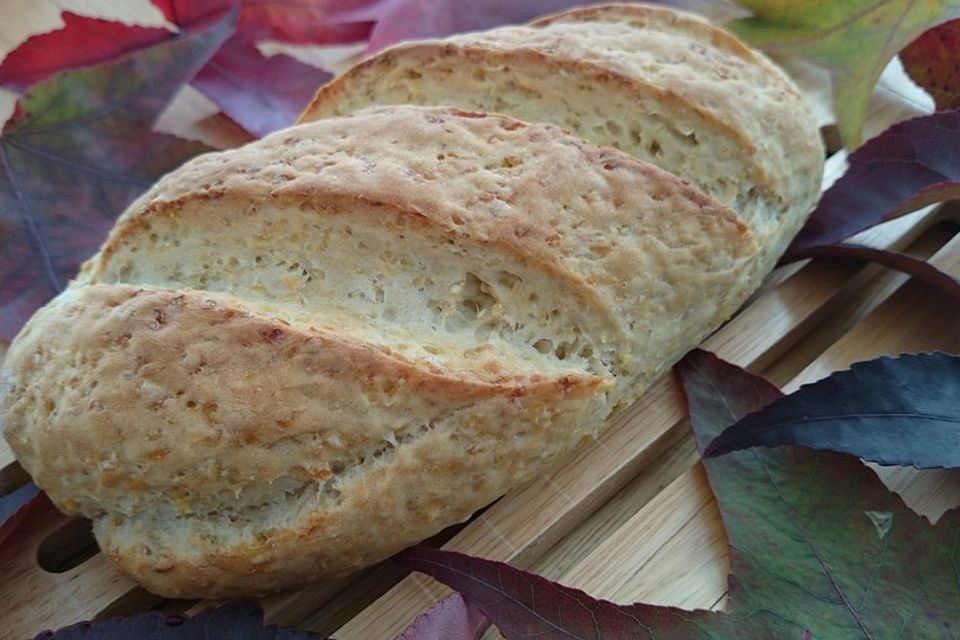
[1,106,765,597]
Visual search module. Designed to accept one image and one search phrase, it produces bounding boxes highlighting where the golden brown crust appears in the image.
[100,106,744,290]
[86,106,752,383]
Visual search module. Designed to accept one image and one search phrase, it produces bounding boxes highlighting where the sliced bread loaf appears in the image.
[2,106,759,597]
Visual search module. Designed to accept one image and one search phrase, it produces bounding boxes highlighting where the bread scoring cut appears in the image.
[1,105,764,596]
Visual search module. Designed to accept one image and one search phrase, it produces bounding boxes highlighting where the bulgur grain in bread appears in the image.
[2,106,763,597]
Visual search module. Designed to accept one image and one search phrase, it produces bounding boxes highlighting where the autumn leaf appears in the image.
[36,601,328,639]
[0,9,234,341]
[902,18,960,110]
[394,593,490,640]
[786,109,960,258]
[0,1,378,137]
[0,12,175,92]
[157,1,376,136]
[359,0,711,54]
[359,0,591,53]
[675,349,960,634]
[704,352,960,468]
[398,546,719,639]
[397,350,960,638]
[730,0,960,148]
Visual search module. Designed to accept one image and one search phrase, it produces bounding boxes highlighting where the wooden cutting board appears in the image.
[2,3,958,638]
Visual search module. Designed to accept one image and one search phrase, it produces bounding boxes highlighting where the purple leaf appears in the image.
[703,352,960,468]
[190,40,336,137]
[678,350,960,636]
[361,1,698,54]
[786,109,960,259]
[157,1,377,136]
[322,0,398,24]
[363,0,593,53]
[34,601,328,639]
[394,592,490,640]
[676,349,784,447]
[396,546,718,639]
[0,8,233,340]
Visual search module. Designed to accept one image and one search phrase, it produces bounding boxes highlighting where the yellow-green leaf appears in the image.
[730,0,960,147]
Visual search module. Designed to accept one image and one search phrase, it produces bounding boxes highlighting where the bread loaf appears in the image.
[1,4,824,599]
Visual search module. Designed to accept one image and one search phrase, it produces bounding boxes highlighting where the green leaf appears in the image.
[730,0,960,147]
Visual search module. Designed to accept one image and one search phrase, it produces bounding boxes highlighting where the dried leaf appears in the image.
[704,352,960,468]
[35,601,327,639]
[394,593,490,640]
[0,9,234,340]
[786,109,960,258]
[902,18,960,110]
[730,1,960,147]
[398,350,960,638]
[0,481,42,549]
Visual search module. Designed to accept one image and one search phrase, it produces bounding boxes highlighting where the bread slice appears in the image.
[2,106,760,597]
[299,3,824,274]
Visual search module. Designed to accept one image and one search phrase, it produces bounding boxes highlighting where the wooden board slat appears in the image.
[561,465,729,609]
[1,507,143,636]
